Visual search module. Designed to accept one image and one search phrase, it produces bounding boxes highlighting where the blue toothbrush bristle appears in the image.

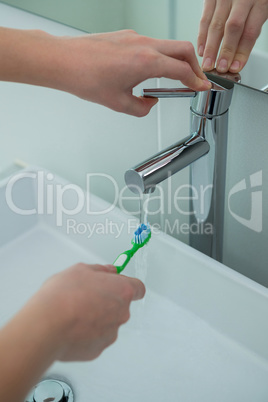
[133,223,151,244]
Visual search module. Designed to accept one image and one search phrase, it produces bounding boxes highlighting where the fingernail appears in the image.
[230,60,240,72]
[198,45,204,56]
[203,79,212,88]
[202,57,213,71]
[217,59,228,72]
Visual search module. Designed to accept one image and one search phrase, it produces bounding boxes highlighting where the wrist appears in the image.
[0,28,69,92]
[0,289,67,401]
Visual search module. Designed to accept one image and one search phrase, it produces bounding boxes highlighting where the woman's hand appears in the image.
[198,0,268,73]
[0,28,211,117]
[40,263,145,361]
[0,263,145,402]
[55,30,211,116]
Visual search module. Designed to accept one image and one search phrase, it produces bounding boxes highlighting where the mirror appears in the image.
[0,0,267,93]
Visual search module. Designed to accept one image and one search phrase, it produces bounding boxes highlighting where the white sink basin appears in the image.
[1,167,268,402]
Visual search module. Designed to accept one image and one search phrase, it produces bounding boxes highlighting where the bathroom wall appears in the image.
[0,0,171,39]
[256,21,268,53]
[0,0,126,33]
[124,0,170,39]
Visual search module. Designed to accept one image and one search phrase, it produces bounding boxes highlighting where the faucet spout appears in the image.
[125,132,209,194]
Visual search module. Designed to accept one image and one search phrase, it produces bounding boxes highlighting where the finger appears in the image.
[156,58,212,91]
[202,1,232,71]
[121,94,158,117]
[216,2,252,72]
[229,4,267,72]
[104,264,117,273]
[197,0,216,56]
[103,264,118,273]
[91,264,117,274]
[151,39,207,81]
[125,277,146,301]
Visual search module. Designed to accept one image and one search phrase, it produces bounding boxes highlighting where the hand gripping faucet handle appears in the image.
[142,88,197,98]
[142,69,240,99]
[143,78,234,117]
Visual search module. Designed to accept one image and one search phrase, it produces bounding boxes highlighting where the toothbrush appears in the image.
[113,223,151,273]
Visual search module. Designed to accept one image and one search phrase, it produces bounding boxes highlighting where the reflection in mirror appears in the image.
[239,49,268,93]
[0,0,267,92]
[206,50,268,95]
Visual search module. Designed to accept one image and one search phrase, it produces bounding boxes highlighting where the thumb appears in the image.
[124,95,158,117]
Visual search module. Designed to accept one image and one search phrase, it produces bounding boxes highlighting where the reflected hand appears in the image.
[198,0,268,73]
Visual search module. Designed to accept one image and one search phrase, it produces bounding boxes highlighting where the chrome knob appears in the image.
[34,380,65,402]
[26,379,74,402]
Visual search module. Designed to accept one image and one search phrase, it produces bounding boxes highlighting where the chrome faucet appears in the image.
[125,74,236,261]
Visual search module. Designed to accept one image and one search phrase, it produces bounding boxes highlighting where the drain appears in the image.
[26,379,74,402]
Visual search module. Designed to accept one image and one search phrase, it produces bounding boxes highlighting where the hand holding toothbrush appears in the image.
[0,263,145,401]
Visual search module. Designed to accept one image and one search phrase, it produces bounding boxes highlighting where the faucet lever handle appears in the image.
[142,88,196,98]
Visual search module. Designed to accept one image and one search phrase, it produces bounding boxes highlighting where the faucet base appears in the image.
[189,112,229,262]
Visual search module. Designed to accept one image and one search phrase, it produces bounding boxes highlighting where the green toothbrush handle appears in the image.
[113,243,140,274]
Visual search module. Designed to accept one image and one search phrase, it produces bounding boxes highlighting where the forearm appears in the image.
[0,294,64,402]
[0,27,67,90]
